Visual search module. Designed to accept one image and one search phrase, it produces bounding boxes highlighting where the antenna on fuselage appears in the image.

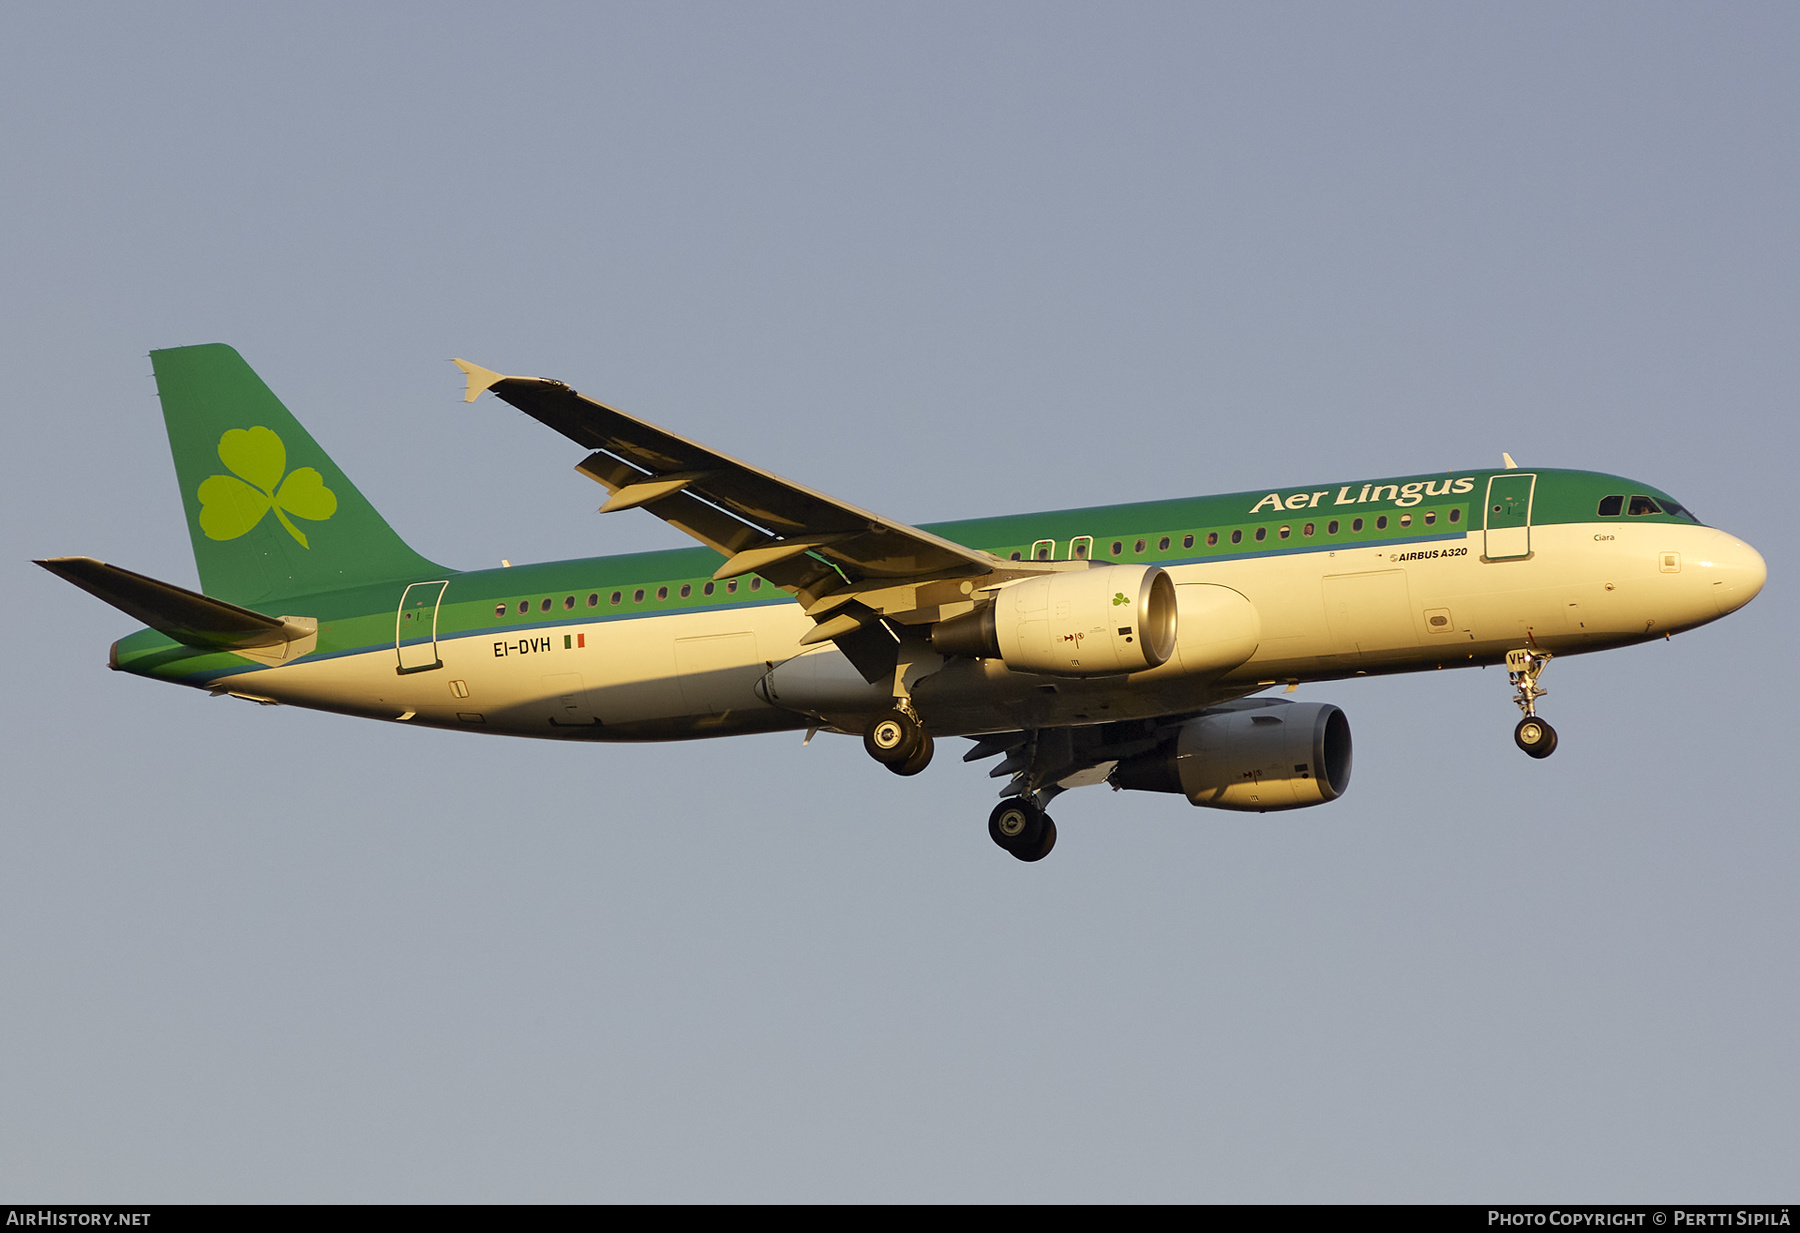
[1502,453,1519,469]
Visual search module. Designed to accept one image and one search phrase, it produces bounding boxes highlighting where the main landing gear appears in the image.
[863,707,934,776]
[1506,646,1558,759]
[862,714,1059,863]
[988,797,1057,863]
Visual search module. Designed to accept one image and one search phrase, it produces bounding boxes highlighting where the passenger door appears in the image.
[1483,474,1536,560]
[395,580,449,673]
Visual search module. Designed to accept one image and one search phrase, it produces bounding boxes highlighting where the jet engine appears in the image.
[1110,700,1352,811]
[929,564,1177,677]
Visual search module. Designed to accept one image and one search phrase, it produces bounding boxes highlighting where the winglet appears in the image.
[452,358,507,403]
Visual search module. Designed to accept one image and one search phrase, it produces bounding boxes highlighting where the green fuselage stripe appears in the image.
[110,465,1701,682]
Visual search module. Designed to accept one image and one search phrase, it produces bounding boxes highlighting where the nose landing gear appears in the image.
[1506,647,1557,759]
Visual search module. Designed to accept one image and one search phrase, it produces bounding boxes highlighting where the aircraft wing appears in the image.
[455,360,1013,678]
[455,360,993,588]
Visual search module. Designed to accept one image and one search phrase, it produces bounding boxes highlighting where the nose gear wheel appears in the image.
[1505,647,1557,758]
[1514,716,1558,758]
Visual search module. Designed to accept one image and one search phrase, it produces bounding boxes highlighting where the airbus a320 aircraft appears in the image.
[39,346,1766,862]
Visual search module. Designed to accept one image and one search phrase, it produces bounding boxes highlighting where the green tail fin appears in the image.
[151,344,447,605]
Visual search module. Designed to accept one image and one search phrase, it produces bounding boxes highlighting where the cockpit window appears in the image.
[1627,495,1662,516]
[1659,498,1699,523]
[1597,495,1623,517]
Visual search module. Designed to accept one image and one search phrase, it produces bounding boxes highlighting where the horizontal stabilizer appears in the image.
[35,557,316,653]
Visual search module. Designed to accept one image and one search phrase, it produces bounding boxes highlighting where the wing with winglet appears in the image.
[454,359,1042,679]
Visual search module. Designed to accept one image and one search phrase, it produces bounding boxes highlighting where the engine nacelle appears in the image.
[1111,700,1352,811]
[931,564,1177,677]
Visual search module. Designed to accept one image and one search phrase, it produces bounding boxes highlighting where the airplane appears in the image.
[38,345,1767,862]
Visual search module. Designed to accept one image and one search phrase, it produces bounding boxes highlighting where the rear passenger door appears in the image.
[395,580,450,673]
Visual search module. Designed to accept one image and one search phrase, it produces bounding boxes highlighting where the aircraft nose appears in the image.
[1701,531,1767,617]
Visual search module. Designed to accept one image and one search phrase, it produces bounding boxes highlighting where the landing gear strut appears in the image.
[1506,647,1557,759]
[988,797,1057,862]
[863,707,934,776]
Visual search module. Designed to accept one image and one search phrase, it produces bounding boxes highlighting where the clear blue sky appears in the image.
[3,2,1795,1200]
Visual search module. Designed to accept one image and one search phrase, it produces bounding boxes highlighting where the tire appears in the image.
[888,732,934,776]
[863,709,922,765]
[1012,817,1057,863]
[988,798,1041,852]
[1514,716,1558,759]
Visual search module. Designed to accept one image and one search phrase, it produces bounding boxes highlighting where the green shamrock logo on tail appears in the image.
[197,427,337,548]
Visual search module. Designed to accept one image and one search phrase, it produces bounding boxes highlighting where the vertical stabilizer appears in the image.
[150,344,446,605]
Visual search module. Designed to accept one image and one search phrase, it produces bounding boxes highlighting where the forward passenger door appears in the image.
[1483,474,1536,560]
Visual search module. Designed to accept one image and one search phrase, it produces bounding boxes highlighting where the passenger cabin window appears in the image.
[750,578,762,591]
[1352,518,1364,532]
[540,598,552,612]
[1182,534,1194,549]
[1375,515,1388,530]
[656,586,668,600]
[1449,508,1462,523]
[1110,541,1123,556]
[517,600,529,614]
[1278,525,1290,539]
[679,584,691,599]
[633,589,645,603]
[1230,530,1242,545]
[610,591,622,605]
[587,593,598,607]
[1009,551,1022,561]
[703,582,715,596]
[1205,532,1218,547]
[1327,520,1339,534]
[1253,527,1266,542]
[1597,495,1624,517]
[1302,523,1314,536]
[1070,536,1093,560]
[1157,536,1170,551]
[1134,539,1146,553]
[494,604,507,618]
[1628,495,1662,516]
[1031,539,1055,561]
[564,596,575,610]
[1423,511,1436,526]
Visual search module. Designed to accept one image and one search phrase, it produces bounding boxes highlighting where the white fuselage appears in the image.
[211,520,1766,740]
